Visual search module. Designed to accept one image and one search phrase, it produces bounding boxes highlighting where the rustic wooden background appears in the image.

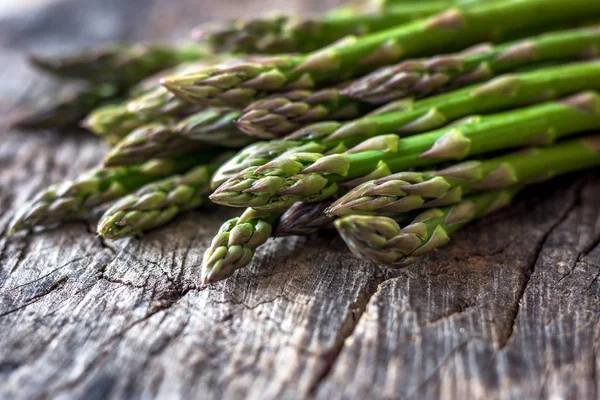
[0,0,599,399]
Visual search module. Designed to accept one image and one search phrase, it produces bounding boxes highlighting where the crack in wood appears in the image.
[212,294,293,311]
[8,253,94,290]
[308,272,391,395]
[498,182,585,350]
[557,253,581,284]
[403,336,485,400]
[582,235,600,259]
[423,299,474,328]
[586,269,600,292]
[0,274,68,318]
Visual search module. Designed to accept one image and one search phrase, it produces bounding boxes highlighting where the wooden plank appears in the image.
[0,0,598,399]
[315,177,600,400]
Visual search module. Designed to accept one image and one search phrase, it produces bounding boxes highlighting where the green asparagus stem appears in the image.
[10,82,120,130]
[82,87,201,143]
[343,26,600,104]
[98,155,231,239]
[335,187,520,266]
[30,42,211,85]
[164,0,600,108]
[193,1,455,54]
[17,56,216,131]
[210,92,600,210]
[327,135,600,216]
[211,62,600,186]
[211,140,332,189]
[202,208,283,284]
[83,57,277,142]
[236,87,374,139]
[104,109,252,167]
[205,200,339,283]
[8,153,211,233]
[273,200,335,236]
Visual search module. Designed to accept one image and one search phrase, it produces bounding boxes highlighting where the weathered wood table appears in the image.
[0,0,598,398]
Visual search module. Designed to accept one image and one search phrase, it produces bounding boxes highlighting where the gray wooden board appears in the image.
[0,0,598,399]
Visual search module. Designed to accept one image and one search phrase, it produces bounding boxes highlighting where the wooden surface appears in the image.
[0,1,599,399]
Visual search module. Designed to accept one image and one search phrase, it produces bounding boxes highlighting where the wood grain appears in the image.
[0,0,598,399]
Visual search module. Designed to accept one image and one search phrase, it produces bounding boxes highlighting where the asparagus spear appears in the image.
[193,1,455,54]
[30,42,211,85]
[202,208,282,284]
[84,57,278,141]
[10,82,120,130]
[210,62,600,186]
[164,0,600,108]
[343,26,600,104]
[97,155,231,239]
[7,153,212,233]
[202,199,342,284]
[210,92,600,210]
[83,87,201,143]
[273,200,335,236]
[14,59,214,132]
[327,135,600,216]
[211,140,332,189]
[104,109,252,167]
[236,87,374,139]
[335,187,520,266]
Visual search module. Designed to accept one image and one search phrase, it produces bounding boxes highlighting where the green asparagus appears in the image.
[335,187,520,266]
[273,200,335,236]
[98,155,230,239]
[82,87,200,142]
[11,82,120,130]
[83,57,277,141]
[236,87,374,139]
[8,153,211,233]
[327,135,600,216]
[164,0,600,108]
[193,1,455,54]
[343,26,600,104]
[211,62,600,186]
[211,140,331,189]
[202,200,338,283]
[30,42,211,85]
[202,208,282,284]
[104,109,252,167]
[210,92,600,210]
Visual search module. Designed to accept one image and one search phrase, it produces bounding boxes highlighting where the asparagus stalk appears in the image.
[7,153,212,233]
[82,87,201,143]
[104,109,252,166]
[30,42,211,85]
[83,57,277,141]
[193,1,455,54]
[164,0,600,108]
[203,200,338,284]
[98,155,231,239]
[210,92,600,210]
[10,82,120,130]
[273,200,335,236]
[211,62,600,186]
[327,135,600,216]
[211,140,332,189]
[236,87,374,139]
[343,26,600,104]
[15,58,214,131]
[335,187,520,266]
[202,208,282,284]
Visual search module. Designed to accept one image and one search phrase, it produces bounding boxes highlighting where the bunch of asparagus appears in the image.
[10,0,600,285]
